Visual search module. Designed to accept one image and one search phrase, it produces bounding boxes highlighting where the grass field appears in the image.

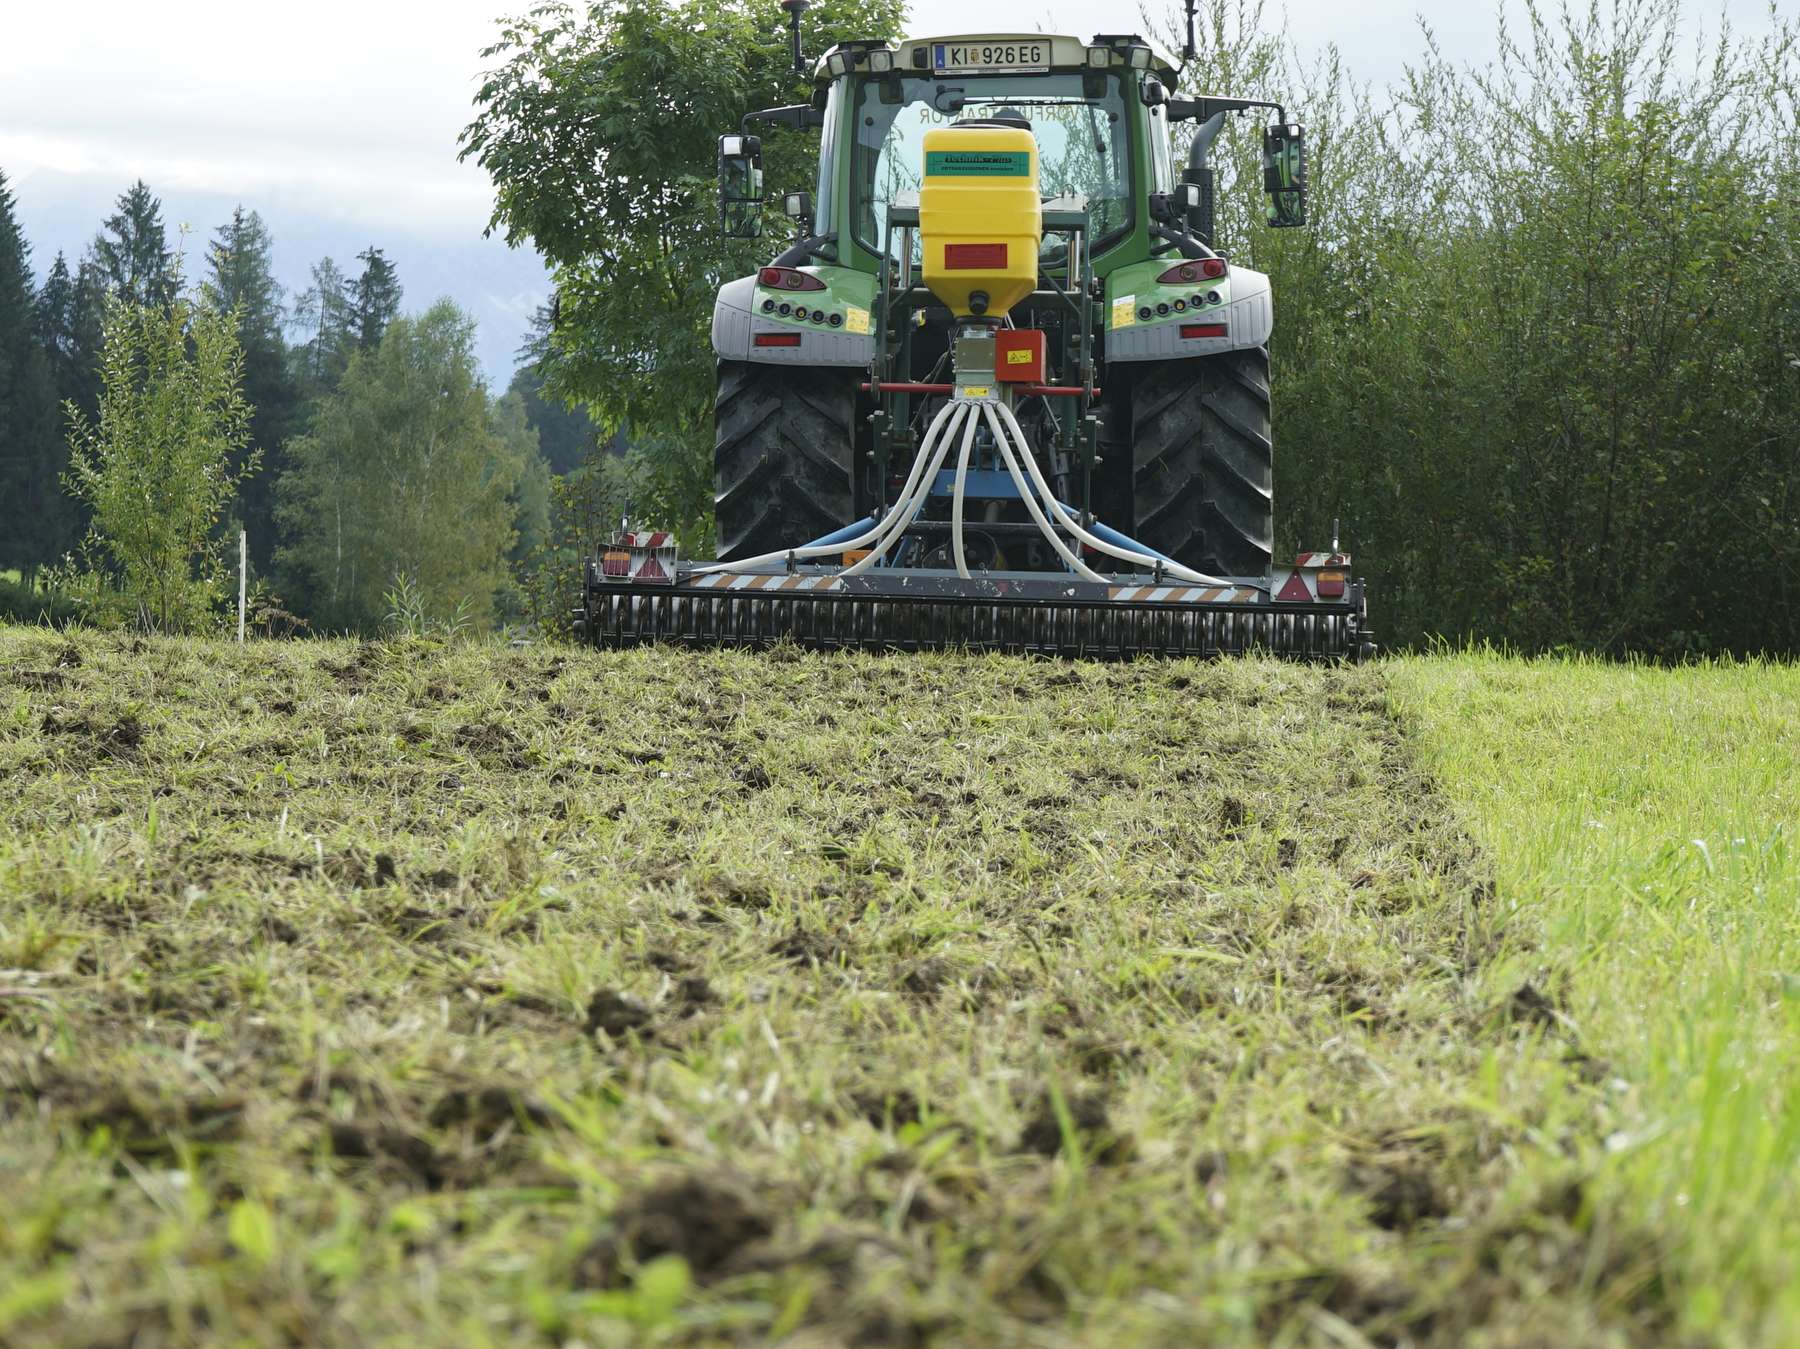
[0,627,1793,1345]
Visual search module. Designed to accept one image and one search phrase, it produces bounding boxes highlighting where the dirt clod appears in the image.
[428,1084,554,1134]
[1507,981,1563,1027]
[1346,1152,1450,1231]
[897,957,953,998]
[575,1172,775,1288]
[852,1087,923,1129]
[1016,1087,1129,1163]
[676,975,716,1008]
[1219,795,1247,833]
[327,1121,441,1183]
[769,928,846,967]
[585,988,654,1038]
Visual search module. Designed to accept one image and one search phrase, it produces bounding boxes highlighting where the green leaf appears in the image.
[631,1254,691,1324]
[228,1198,279,1267]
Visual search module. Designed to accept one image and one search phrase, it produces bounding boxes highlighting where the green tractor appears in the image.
[581,13,1369,660]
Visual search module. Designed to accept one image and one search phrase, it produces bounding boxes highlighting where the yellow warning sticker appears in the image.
[961,385,992,399]
[845,306,870,334]
[1111,294,1136,329]
[1006,348,1032,364]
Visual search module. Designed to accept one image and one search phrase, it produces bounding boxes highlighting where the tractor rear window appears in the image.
[850,72,1133,264]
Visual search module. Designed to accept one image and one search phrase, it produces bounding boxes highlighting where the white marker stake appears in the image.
[238,530,247,643]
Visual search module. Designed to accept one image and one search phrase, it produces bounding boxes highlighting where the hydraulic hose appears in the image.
[980,403,1106,583]
[950,399,983,579]
[841,401,971,576]
[992,401,1235,588]
[692,397,964,575]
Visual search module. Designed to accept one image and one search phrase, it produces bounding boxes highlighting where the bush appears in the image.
[0,575,81,627]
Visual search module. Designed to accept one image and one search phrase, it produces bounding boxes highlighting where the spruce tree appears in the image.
[505,301,603,476]
[30,253,112,568]
[204,207,300,573]
[89,180,179,309]
[350,247,402,350]
[0,170,58,577]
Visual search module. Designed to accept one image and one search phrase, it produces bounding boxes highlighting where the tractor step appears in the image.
[578,565,1374,662]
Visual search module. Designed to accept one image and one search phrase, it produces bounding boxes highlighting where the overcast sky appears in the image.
[0,0,1777,381]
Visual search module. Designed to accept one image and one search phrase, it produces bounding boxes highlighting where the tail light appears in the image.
[1179,323,1227,339]
[754,332,802,347]
[759,266,824,292]
[1157,258,1227,285]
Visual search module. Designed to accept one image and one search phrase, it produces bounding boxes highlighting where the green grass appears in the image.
[0,626,1787,1345]
[1391,650,1800,1343]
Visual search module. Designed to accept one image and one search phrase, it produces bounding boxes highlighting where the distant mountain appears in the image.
[10,169,547,387]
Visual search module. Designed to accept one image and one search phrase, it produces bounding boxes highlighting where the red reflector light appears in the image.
[944,243,1007,269]
[1157,257,1228,285]
[1179,323,1228,339]
[758,266,823,291]
[1276,569,1313,602]
[754,332,802,347]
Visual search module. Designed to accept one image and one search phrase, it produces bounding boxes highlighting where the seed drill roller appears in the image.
[579,16,1374,661]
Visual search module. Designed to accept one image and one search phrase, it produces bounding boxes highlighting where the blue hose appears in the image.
[797,516,878,550]
[1060,508,1182,568]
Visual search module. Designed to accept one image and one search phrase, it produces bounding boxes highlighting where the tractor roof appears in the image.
[811,33,1181,86]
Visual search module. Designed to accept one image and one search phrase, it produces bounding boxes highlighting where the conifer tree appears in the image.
[350,246,402,350]
[290,256,354,392]
[0,171,58,577]
[89,180,179,309]
[204,207,301,571]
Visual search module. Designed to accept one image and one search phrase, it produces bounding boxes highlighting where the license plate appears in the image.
[932,40,1050,73]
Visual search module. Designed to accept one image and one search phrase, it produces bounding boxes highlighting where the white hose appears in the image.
[992,401,1234,588]
[949,399,982,579]
[841,401,970,576]
[692,397,964,575]
[981,403,1107,583]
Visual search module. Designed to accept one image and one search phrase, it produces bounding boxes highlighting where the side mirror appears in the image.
[1140,77,1167,108]
[1263,122,1307,228]
[782,191,813,223]
[718,133,764,239]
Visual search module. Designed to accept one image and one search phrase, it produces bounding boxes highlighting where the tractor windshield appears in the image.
[849,72,1133,263]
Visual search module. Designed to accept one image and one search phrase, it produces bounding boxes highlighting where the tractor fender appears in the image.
[1224,265,1275,348]
[1106,264,1275,362]
[711,274,871,367]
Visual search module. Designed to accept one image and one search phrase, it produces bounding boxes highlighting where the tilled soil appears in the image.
[0,629,1662,1345]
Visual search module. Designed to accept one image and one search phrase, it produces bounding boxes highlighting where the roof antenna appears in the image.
[781,0,810,78]
[1182,0,1198,66]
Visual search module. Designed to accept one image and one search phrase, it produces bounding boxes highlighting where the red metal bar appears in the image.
[860,381,1099,398]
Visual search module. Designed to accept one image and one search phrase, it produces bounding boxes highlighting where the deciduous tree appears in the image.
[61,293,257,631]
[291,256,355,392]
[277,300,526,632]
[461,0,904,544]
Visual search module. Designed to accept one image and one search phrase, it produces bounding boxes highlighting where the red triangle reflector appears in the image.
[636,555,668,581]
[1276,569,1312,602]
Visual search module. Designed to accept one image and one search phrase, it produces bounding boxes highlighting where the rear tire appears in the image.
[713,360,856,562]
[1129,348,1274,578]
